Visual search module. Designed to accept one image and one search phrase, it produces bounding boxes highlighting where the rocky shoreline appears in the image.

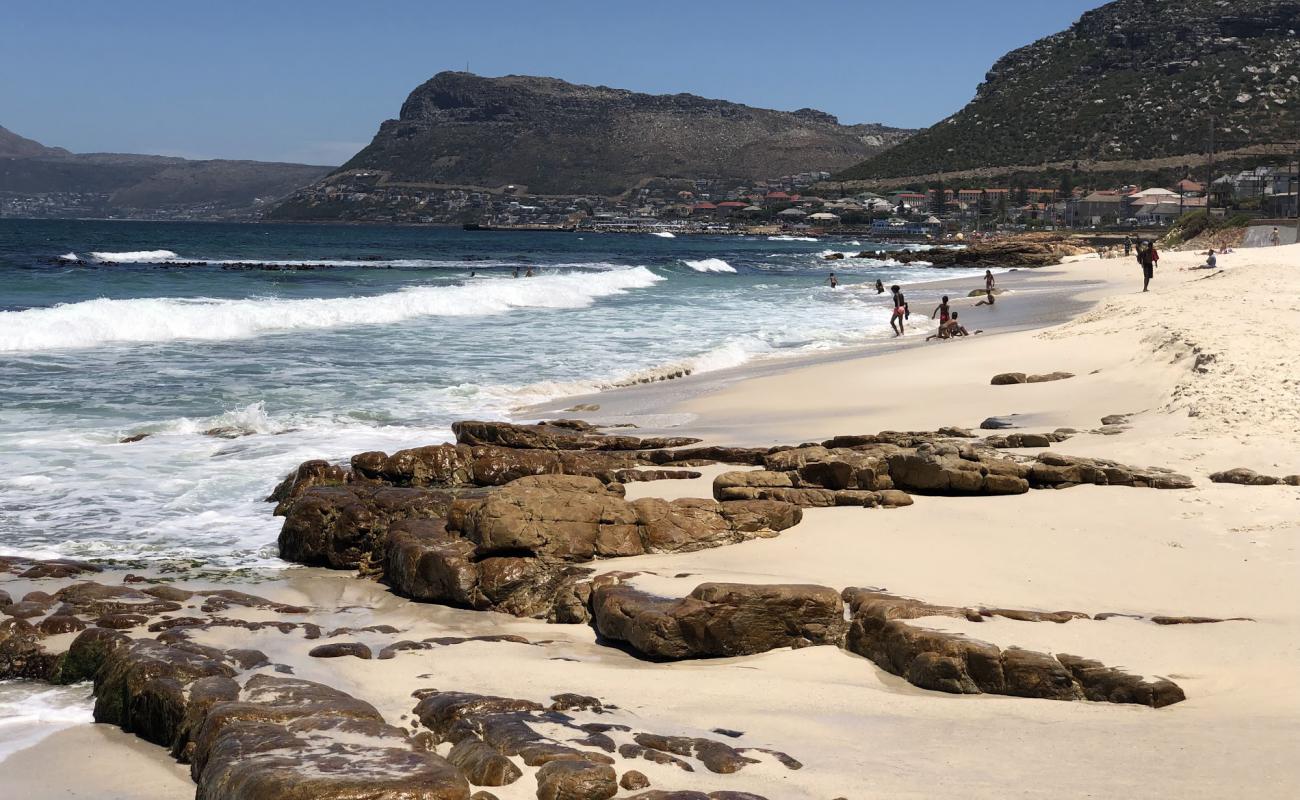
[4,413,1249,799]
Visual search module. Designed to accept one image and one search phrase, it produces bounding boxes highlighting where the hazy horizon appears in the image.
[3,0,1103,165]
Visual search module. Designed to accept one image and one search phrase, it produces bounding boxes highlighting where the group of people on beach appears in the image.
[825,268,994,340]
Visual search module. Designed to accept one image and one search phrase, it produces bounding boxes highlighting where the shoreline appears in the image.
[524,256,1110,440]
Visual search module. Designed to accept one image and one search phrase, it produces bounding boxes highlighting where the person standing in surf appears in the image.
[890,285,908,336]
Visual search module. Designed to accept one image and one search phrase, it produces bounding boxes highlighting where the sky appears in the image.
[2,0,1104,165]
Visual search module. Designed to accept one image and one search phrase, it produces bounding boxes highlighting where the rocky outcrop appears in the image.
[591,582,845,660]
[278,484,468,571]
[52,629,472,800]
[1209,467,1300,486]
[893,239,1095,269]
[380,479,801,622]
[842,589,1185,707]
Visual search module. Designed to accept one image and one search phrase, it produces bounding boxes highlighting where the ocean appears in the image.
[0,219,981,571]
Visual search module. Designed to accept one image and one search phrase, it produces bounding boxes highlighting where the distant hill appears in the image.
[0,127,331,220]
[0,125,70,158]
[300,72,912,199]
[836,0,1300,185]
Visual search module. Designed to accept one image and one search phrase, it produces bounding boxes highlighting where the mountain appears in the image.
[0,127,331,220]
[837,0,1300,184]
[0,125,69,158]
[313,72,912,197]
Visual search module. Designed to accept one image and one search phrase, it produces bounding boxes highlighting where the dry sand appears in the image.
[3,245,1298,799]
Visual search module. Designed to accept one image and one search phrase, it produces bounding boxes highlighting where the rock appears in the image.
[620,771,651,790]
[1209,467,1279,486]
[842,589,1183,706]
[453,420,699,452]
[1100,414,1131,426]
[549,693,604,713]
[591,582,845,660]
[979,415,1021,430]
[193,674,470,800]
[308,642,372,659]
[93,638,237,747]
[534,760,617,800]
[447,739,523,786]
[266,459,351,515]
[0,618,56,680]
[462,485,642,561]
[0,556,101,580]
[1057,653,1185,708]
[1030,453,1192,489]
[278,484,463,570]
[983,432,1053,449]
[385,518,485,608]
[990,372,1027,385]
[824,252,845,260]
[38,615,87,635]
[614,469,702,482]
[1026,371,1074,383]
[885,451,1029,495]
[53,582,182,619]
[50,627,131,684]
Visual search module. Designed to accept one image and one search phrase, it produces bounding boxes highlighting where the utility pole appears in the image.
[1207,116,1215,218]
[1294,120,1300,240]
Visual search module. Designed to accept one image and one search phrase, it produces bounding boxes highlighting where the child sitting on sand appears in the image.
[926,312,978,341]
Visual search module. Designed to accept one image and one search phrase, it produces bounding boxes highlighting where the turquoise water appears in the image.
[0,220,975,569]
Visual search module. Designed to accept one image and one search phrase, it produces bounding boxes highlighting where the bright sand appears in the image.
[4,245,1298,798]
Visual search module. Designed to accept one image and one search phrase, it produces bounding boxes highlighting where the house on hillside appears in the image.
[1076,191,1125,225]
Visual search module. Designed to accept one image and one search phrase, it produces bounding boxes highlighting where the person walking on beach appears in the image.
[1137,239,1159,291]
[826,272,839,289]
[1124,236,1132,257]
[1271,227,1282,246]
[512,266,520,278]
[931,295,950,324]
[889,285,908,336]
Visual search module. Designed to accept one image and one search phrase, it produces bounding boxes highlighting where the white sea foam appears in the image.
[0,267,664,352]
[57,252,80,262]
[90,249,179,263]
[681,258,737,273]
[768,235,818,242]
[649,231,676,238]
[0,683,94,761]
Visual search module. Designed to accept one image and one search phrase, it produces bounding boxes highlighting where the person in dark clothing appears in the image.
[889,285,908,336]
[1137,240,1159,291]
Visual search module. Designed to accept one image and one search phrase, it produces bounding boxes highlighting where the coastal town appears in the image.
[261,162,1300,236]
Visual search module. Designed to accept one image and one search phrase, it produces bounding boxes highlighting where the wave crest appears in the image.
[681,258,737,273]
[0,267,664,352]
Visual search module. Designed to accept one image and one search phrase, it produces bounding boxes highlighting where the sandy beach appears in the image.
[3,244,1298,799]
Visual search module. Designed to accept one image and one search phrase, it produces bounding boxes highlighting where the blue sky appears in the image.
[2,0,1104,165]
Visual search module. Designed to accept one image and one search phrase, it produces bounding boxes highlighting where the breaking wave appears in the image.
[0,267,665,352]
[681,258,737,273]
[649,231,676,238]
[768,235,818,242]
[90,249,179,263]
